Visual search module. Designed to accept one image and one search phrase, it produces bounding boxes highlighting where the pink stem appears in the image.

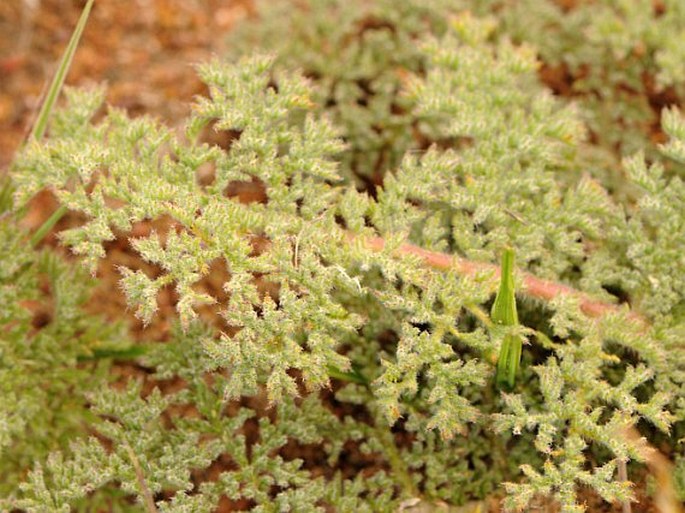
[361,236,634,320]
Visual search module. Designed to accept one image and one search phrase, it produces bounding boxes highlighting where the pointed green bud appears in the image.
[492,248,522,388]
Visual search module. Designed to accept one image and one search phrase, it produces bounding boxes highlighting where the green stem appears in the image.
[466,303,493,329]
[327,364,369,385]
[77,345,148,362]
[0,177,14,214]
[375,421,419,498]
[28,0,95,143]
[25,0,95,246]
[30,204,68,247]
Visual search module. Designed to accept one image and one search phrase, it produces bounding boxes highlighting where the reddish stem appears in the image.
[361,236,631,320]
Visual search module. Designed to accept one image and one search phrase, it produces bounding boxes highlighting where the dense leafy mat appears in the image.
[1,1,684,512]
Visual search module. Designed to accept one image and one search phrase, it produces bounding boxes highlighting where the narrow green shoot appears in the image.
[327,364,369,386]
[27,0,95,143]
[23,0,95,247]
[0,177,13,214]
[492,247,522,389]
[29,205,67,246]
[76,346,149,362]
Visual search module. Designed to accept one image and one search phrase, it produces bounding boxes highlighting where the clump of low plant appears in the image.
[227,0,456,188]
[4,3,685,513]
[0,182,132,500]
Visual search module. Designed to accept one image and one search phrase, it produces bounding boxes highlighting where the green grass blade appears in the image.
[77,346,149,362]
[28,0,96,143]
[327,364,369,385]
[29,204,68,246]
[23,0,95,247]
[0,177,13,214]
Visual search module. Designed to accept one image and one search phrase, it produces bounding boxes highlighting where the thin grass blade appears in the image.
[20,0,95,246]
[27,0,96,143]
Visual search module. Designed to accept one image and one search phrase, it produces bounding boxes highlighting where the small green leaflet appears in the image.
[492,247,522,389]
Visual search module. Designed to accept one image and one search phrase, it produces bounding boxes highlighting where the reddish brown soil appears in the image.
[0,0,253,168]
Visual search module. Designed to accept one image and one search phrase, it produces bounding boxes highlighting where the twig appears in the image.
[124,442,159,513]
[617,458,632,513]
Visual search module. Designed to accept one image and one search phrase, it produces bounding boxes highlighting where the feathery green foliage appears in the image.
[233,0,685,191]
[474,0,685,160]
[5,2,685,512]
[0,205,129,499]
[226,0,454,187]
[15,324,380,512]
